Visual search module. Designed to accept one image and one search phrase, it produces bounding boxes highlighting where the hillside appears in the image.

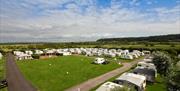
[97,34,180,42]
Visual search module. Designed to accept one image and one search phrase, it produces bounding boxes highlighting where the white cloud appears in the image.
[0,0,180,42]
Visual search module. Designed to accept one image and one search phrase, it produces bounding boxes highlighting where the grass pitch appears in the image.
[17,55,121,91]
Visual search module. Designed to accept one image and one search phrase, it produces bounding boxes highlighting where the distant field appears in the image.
[100,44,180,50]
[17,55,121,91]
[1,43,180,52]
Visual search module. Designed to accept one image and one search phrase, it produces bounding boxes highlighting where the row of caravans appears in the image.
[13,49,72,60]
[96,56,157,91]
[13,48,150,60]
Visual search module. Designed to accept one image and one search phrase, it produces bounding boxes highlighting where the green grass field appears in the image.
[17,55,121,91]
[0,58,6,79]
[146,74,166,91]
[0,57,8,91]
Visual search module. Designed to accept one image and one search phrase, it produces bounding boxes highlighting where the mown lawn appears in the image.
[146,74,166,91]
[17,55,121,91]
[0,57,8,91]
[0,58,5,79]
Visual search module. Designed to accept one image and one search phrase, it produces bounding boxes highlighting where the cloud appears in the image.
[0,0,180,42]
[128,0,140,6]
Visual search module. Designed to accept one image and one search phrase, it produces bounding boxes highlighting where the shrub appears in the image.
[152,51,173,76]
[150,44,154,47]
[170,44,175,47]
[32,54,40,59]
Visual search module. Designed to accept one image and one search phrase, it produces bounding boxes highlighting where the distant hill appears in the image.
[97,34,180,42]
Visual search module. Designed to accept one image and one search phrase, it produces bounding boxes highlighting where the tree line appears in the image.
[97,34,180,42]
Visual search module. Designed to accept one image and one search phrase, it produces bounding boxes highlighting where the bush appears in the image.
[167,62,180,91]
[145,44,149,46]
[32,54,40,59]
[150,44,154,47]
[170,44,175,47]
[167,71,180,91]
[56,53,63,56]
[152,51,173,76]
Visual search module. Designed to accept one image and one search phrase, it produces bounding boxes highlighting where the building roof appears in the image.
[137,62,156,70]
[96,82,123,91]
[143,58,153,63]
[116,73,146,87]
[17,54,31,57]
[95,57,105,60]
[132,67,156,82]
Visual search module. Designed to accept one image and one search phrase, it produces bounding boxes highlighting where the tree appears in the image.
[170,44,175,47]
[167,61,180,91]
[152,51,173,76]
[145,44,149,47]
[150,43,154,47]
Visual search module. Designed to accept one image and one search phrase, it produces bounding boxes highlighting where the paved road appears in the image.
[6,53,37,91]
[66,56,147,91]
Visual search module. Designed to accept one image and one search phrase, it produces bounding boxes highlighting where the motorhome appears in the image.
[94,58,108,64]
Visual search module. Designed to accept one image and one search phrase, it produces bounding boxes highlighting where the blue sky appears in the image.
[0,0,180,42]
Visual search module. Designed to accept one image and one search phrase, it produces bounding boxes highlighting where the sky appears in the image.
[0,0,180,42]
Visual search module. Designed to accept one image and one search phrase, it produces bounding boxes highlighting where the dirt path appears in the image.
[66,56,147,91]
[6,53,37,91]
